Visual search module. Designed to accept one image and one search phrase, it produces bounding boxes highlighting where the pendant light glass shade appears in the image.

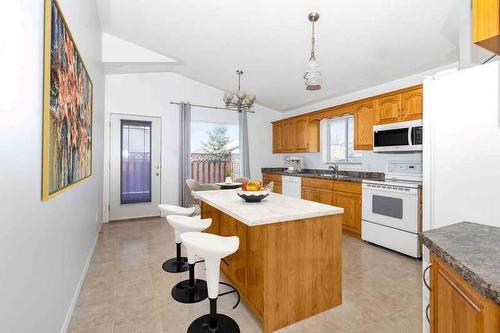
[304,56,322,91]
[304,12,322,91]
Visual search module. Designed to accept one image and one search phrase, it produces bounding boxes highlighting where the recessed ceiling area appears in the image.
[96,0,460,111]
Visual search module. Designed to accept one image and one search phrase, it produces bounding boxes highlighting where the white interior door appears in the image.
[109,114,161,220]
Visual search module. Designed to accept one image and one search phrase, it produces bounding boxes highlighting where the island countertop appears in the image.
[193,189,343,226]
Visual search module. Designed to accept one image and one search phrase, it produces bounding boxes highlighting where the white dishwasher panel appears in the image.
[282,176,302,198]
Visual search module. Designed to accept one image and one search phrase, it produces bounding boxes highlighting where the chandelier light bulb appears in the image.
[223,70,256,111]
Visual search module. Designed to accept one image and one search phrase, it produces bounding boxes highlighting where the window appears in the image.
[120,120,152,204]
[190,121,240,183]
[321,115,361,163]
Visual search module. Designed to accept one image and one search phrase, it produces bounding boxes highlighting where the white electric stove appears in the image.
[361,161,422,258]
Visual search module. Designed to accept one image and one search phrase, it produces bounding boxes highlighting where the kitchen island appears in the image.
[194,189,344,333]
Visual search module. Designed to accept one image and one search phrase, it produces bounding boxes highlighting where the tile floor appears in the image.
[68,217,422,333]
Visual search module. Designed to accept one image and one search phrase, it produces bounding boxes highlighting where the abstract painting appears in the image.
[42,0,93,200]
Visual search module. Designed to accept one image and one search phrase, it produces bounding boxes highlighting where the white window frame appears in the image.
[321,114,361,164]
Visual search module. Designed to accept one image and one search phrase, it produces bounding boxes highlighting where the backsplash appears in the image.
[279,151,422,173]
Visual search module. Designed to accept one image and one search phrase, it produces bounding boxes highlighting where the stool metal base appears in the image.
[187,314,240,333]
[171,279,208,303]
[162,257,188,273]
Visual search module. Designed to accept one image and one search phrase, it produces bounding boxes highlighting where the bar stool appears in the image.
[181,232,240,333]
[168,215,212,303]
[158,204,196,273]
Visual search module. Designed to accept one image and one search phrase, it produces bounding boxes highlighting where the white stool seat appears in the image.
[167,215,212,244]
[181,232,239,301]
[158,204,195,216]
[181,232,239,259]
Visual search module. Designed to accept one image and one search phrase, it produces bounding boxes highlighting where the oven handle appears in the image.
[362,184,419,195]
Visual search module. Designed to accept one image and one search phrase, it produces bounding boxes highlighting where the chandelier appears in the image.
[223,70,256,111]
[304,12,322,91]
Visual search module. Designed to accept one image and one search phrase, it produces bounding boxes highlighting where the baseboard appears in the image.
[60,233,99,333]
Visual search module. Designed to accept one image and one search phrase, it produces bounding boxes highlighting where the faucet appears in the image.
[328,163,339,176]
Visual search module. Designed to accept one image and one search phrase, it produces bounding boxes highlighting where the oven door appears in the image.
[362,183,419,233]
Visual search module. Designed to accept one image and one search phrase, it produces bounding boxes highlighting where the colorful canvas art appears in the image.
[42,0,93,200]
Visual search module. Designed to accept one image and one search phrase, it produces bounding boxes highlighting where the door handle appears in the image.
[423,264,432,291]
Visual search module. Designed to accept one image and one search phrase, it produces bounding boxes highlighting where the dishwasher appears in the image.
[282,175,302,198]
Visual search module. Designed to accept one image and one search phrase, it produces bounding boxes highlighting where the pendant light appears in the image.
[304,12,322,91]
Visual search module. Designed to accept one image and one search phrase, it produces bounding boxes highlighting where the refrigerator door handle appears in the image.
[423,263,432,291]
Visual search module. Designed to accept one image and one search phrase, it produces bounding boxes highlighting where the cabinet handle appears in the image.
[425,304,430,323]
[423,264,432,291]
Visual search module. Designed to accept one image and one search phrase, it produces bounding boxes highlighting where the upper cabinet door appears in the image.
[374,93,401,124]
[283,120,295,152]
[354,102,374,150]
[472,0,500,55]
[272,123,283,153]
[294,117,309,151]
[401,88,423,121]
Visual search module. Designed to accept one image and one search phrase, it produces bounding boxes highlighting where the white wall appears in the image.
[103,72,282,221]
[0,1,104,333]
[275,63,459,173]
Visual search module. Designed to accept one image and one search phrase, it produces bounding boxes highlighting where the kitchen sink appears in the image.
[319,174,351,179]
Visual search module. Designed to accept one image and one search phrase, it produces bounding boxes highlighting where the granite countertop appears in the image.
[420,222,500,304]
[261,168,384,183]
[193,189,343,226]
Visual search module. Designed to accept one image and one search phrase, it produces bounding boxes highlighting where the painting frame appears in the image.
[42,0,93,201]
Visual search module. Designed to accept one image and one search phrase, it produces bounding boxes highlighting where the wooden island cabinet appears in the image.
[196,190,344,333]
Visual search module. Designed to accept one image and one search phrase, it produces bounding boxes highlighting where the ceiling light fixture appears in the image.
[304,12,322,91]
[223,70,256,111]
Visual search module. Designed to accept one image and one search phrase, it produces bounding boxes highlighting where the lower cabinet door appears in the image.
[220,214,247,293]
[430,254,500,333]
[333,191,361,234]
[301,187,318,202]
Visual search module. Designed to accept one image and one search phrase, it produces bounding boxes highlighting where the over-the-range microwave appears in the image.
[373,120,422,152]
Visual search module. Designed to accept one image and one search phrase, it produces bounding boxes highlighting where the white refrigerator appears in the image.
[422,60,500,332]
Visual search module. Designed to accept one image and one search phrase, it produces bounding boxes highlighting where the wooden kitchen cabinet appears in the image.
[262,173,282,194]
[301,178,362,236]
[333,190,361,236]
[301,177,334,205]
[472,0,500,55]
[271,116,319,153]
[430,253,500,332]
[272,123,283,153]
[354,102,374,150]
[401,87,423,121]
[272,85,422,153]
[283,120,295,152]
[294,116,309,151]
[374,93,401,124]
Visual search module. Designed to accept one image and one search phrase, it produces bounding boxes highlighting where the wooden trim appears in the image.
[307,84,422,122]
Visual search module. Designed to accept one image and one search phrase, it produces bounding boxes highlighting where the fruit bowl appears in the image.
[236,189,270,202]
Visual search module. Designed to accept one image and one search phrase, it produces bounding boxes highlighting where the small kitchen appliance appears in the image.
[283,157,303,173]
[373,120,423,152]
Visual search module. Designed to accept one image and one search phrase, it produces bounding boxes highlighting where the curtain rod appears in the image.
[170,101,255,113]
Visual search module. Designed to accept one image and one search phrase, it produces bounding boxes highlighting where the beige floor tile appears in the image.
[70,217,423,333]
[68,302,114,333]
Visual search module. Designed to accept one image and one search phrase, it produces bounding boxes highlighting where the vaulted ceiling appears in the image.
[96,0,460,111]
